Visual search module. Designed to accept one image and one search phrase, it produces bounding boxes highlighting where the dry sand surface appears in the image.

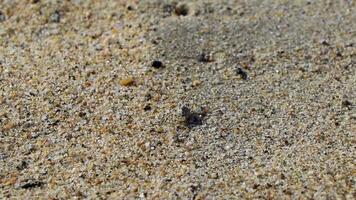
[0,0,355,199]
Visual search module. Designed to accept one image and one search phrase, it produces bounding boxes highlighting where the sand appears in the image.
[0,0,355,199]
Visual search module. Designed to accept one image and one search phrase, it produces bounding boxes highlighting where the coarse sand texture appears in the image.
[0,0,355,199]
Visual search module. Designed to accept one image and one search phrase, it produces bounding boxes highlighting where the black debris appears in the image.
[20,181,44,189]
[151,40,159,45]
[181,106,204,128]
[190,184,201,199]
[342,100,352,108]
[127,5,134,11]
[284,140,290,146]
[197,53,211,63]
[252,184,260,189]
[236,67,248,80]
[151,60,164,68]
[321,40,330,46]
[79,112,86,118]
[145,93,152,101]
[144,104,152,111]
[345,43,354,47]
[16,161,28,171]
[336,51,343,57]
[174,4,189,16]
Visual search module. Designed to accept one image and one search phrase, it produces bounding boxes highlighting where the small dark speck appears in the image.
[151,40,159,45]
[321,40,330,46]
[342,100,352,108]
[79,112,86,118]
[16,161,28,171]
[345,43,354,47]
[127,5,134,11]
[252,184,259,189]
[197,53,212,63]
[145,93,152,101]
[20,181,44,189]
[236,67,248,80]
[174,4,189,16]
[181,106,204,128]
[144,105,151,111]
[152,60,164,68]
[284,140,290,146]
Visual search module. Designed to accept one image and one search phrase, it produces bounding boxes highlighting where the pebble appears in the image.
[151,60,164,68]
[119,77,135,86]
[192,80,201,87]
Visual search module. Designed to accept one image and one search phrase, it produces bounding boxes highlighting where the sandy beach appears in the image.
[0,0,355,199]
